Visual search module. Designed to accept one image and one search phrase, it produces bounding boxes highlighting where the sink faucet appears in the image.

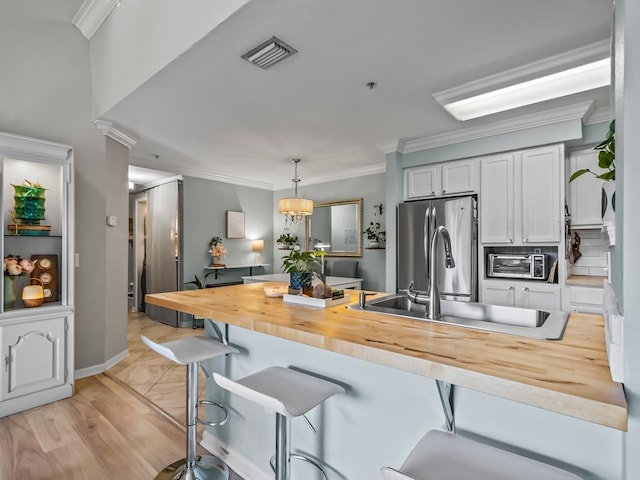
[426,226,455,320]
[408,225,455,320]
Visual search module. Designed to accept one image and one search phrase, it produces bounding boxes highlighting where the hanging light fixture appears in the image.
[278,159,313,225]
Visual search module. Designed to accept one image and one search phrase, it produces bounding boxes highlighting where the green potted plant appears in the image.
[281,249,320,292]
[569,119,616,222]
[570,119,615,182]
[185,272,215,289]
[364,221,386,248]
[277,232,298,250]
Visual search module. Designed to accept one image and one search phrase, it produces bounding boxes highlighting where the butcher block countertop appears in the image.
[145,283,627,431]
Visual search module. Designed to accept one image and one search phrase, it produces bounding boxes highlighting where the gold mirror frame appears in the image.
[305,198,363,257]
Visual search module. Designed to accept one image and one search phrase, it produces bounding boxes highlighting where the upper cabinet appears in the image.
[568,149,604,228]
[480,145,562,245]
[0,131,74,417]
[405,158,478,200]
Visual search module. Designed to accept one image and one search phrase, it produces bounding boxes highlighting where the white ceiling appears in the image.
[104,0,613,190]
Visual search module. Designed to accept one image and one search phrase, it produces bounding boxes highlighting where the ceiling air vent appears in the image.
[241,36,297,69]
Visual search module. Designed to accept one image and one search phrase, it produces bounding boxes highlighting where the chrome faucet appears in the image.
[426,226,455,320]
[408,225,455,320]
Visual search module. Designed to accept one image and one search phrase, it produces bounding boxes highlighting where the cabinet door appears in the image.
[480,153,514,243]
[0,316,67,401]
[517,284,562,311]
[569,149,604,228]
[442,159,477,195]
[481,282,515,306]
[405,165,440,199]
[521,146,561,243]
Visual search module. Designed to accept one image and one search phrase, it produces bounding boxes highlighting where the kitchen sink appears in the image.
[349,294,569,340]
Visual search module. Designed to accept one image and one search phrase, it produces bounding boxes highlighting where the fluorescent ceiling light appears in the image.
[433,40,612,121]
[440,59,610,121]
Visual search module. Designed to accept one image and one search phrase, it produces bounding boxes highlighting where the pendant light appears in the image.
[278,159,313,225]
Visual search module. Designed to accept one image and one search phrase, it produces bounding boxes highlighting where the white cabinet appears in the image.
[569,149,604,228]
[405,158,477,199]
[0,132,74,417]
[480,145,562,244]
[481,280,562,311]
[567,284,604,314]
[0,313,70,401]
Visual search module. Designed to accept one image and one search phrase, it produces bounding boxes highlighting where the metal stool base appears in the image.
[270,453,329,480]
[154,455,229,480]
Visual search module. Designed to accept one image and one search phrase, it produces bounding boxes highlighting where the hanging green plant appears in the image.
[570,119,615,182]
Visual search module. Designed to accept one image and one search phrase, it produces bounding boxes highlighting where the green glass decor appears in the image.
[12,181,46,223]
[8,180,51,236]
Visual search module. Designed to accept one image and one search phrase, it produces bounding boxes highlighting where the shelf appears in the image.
[204,264,270,270]
[5,234,63,238]
[203,264,269,280]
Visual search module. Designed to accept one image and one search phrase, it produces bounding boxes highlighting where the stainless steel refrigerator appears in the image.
[397,196,477,301]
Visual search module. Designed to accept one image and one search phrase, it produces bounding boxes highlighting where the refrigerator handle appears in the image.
[423,206,431,287]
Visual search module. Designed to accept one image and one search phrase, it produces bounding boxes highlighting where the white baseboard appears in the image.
[201,430,271,480]
[74,349,129,379]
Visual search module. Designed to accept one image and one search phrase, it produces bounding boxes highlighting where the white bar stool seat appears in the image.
[213,366,345,480]
[142,335,238,480]
[381,430,582,480]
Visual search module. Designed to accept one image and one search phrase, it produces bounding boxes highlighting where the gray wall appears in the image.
[0,0,128,372]
[274,173,386,292]
[104,137,129,361]
[182,176,274,288]
[617,1,640,477]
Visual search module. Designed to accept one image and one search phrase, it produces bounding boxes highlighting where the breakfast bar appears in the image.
[146,282,627,479]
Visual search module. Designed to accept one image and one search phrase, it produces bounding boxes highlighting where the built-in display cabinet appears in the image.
[0,132,74,417]
[405,158,478,200]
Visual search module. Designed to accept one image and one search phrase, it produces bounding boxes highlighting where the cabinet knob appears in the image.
[523,238,528,243]
[509,239,513,243]
[508,286,514,292]
[523,287,529,292]
[442,189,446,194]
[431,191,435,195]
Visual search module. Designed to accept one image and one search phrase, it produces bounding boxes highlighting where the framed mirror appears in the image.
[305,198,362,257]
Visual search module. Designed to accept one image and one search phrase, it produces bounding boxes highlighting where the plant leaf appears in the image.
[597,170,615,181]
[598,151,614,169]
[569,169,591,182]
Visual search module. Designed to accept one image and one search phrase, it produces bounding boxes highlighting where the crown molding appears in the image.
[433,40,610,106]
[129,155,275,191]
[274,163,386,190]
[584,105,612,125]
[94,120,137,148]
[377,139,405,154]
[131,154,386,191]
[395,101,595,154]
[0,131,71,162]
[72,0,120,40]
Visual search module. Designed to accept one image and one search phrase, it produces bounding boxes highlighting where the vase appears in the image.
[602,181,616,222]
[211,256,225,266]
[3,278,17,309]
[289,272,312,291]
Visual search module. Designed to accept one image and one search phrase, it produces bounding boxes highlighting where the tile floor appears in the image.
[106,311,244,480]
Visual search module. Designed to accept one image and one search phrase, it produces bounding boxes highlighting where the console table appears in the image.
[242,273,363,290]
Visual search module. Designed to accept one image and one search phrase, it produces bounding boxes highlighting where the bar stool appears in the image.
[213,366,345,480]
[380,430,582,480]
[142,335,238,480]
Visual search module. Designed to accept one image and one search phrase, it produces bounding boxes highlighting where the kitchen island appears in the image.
[146,283,627,479]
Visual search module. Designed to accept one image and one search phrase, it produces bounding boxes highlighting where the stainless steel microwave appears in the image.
[488,253,547,280]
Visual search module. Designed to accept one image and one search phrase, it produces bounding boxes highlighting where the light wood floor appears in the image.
[0,312,244,480]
